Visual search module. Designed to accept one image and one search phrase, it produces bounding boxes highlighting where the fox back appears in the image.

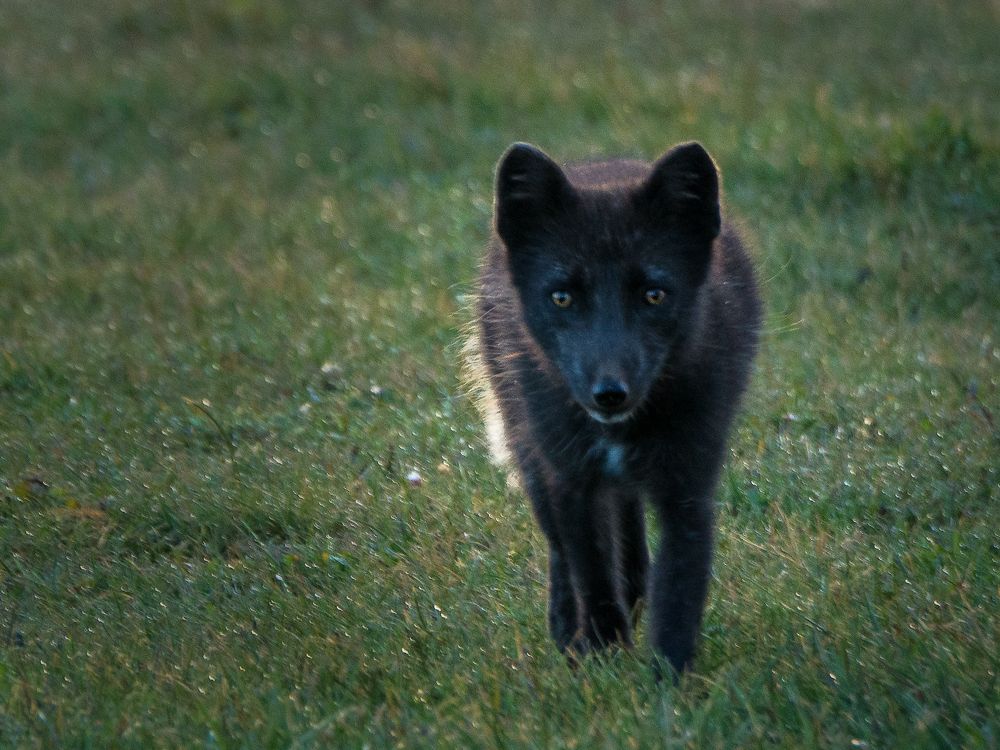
[469,142,761,676]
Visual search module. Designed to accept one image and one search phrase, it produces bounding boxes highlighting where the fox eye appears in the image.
[550,290,573,308]
[644,288,667,305]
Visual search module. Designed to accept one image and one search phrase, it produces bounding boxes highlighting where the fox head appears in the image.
[493,142,721,424]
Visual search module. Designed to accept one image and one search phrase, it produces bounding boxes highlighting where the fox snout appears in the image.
[591,378,630,411]
[584,368,639,424]
[571,347,651,423]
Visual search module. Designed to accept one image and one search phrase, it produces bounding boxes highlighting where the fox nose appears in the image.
[591,379,629,411]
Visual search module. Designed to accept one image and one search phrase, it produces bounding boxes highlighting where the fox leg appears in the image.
[519,463,581,650]
[619,493,649,623]
[648,493,714,679]
[552,485,631,653]
[545,547,578,650]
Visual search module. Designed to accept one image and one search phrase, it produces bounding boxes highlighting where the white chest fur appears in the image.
[599,439,627,477]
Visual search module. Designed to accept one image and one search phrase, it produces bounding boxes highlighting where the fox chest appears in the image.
[589,438,631,479]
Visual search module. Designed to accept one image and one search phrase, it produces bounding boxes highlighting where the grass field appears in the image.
[1,0,998,746]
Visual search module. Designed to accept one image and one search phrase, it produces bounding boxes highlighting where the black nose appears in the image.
[592,380,629,411]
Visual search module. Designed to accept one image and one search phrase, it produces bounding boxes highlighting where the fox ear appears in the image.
[495,143,574,247]
[638,142,721,239]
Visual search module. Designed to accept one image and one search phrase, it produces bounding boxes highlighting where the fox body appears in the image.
[469,142,761,676]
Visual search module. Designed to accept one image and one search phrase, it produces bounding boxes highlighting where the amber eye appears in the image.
[644,288,667,305]
[550,290,573,308]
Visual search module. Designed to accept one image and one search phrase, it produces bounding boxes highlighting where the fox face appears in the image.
[494,142,722,424]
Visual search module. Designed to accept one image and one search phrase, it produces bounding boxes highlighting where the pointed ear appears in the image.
[637,142,721,239]
[494,143,574,247]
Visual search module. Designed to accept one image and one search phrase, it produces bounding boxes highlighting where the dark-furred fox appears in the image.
[468,142,761,677]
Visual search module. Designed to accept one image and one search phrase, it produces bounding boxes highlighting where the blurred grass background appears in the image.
[0,0,997,746]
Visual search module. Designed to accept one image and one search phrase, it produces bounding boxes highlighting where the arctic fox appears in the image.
[469,142,761,677]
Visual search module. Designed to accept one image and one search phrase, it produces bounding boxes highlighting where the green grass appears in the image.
[1,0,997,746]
